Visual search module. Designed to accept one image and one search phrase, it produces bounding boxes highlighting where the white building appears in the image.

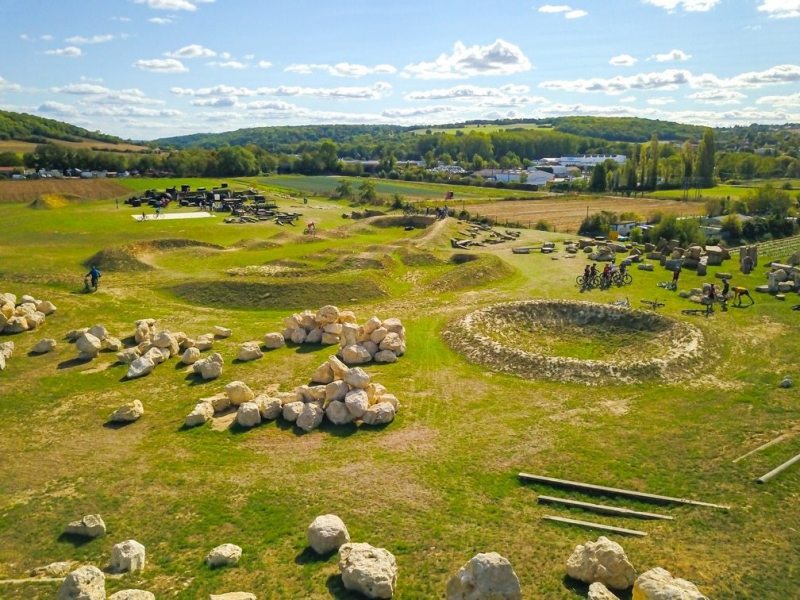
[559,154,627,168]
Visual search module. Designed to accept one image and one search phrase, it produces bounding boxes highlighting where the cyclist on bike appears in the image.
[602,263,612,288]
[589,263,597,280]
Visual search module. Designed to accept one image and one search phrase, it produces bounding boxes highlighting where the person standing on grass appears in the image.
[672,264,681,287]
[155,205,161,219]
[86,266,101,291]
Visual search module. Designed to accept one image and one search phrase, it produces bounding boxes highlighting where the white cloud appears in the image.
[610,54,638,67]
[257,60,272,69]
[166,44,216,58]
[191,96,238,107]
[135,0,199,11]
[381,105,455,118]
[37,101,78,116]
[647,97,676,105]
[134,58,188,73]
[272,82,392,100]
[284,62,398,77]
[0,77,22,94]
[756,92,800,107]
[66,34,114,45]
[688,89,746,104]
[650,49,692,62]
[405,84,528,100]
[402,39,532,79]
[642,0,720,12]
[19,33,30,41]
[54,83,111,94]
[111,16,132,22]
[757,0,800,18]
[244,100,296,111]
[732,64,800,86]
[565,9,588,18]
[44,46,82,57]
[41,34,53,41]
[537,5,587,18]
[149,17,174,24]
[540,68,691,94]
[619,96,637,103]
[208,60,247,69]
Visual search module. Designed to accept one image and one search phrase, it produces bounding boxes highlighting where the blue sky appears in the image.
[1,0,799,139]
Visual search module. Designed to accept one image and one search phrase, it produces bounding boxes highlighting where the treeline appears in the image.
[0,110,124,145]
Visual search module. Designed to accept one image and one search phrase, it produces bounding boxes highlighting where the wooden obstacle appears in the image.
[542,515,647,538]
[756,452,800,484]
[537,495,673,520]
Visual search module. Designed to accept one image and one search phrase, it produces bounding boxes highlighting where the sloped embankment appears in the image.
[84,239,223,271]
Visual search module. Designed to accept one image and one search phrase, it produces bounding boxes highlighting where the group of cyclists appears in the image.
[578,259,632,290]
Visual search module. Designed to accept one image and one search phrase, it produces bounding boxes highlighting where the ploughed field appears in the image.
[0,177,798,599]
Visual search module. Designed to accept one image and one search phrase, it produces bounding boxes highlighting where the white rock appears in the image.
[382,318,404,335]
[370,327,389,344]
[363,316,382,334]
[206,543,242,567]
[380,394,400,411]
[326,380,349,403]
[66,328,88,342]
[345,389,370,419]
[110,539,146,573]
[126,356,156,380]
[323,322,343,335]
[134,322,151,344]
[325,400,354,425]
[195,335,214,351]
[316,305,341,325]
[76,332,102,357]
[30,561,74,577]
[264,332,285,349]
[57,565,105,600]
[117,347,141,364]
[297,403,324,432]
[307,514,350,555]
[185,402,214,427]
[4,315,27,333]
[340,323,359,346]
[566,536,636,590]
[237,341,263,362]
[0,292,16,305]
[181,347,201,364]
[111,400,144,423]
[339,310,358,323]
[197,353,224,380]
[362,402,396,426]
[290,328,307,344]
[284,314,301,329]
[312,361,335,384]
[374,350,398,364]
[26,311,46,330]
[109,590,156,600]
[344,367,370,389]
[306,328,324,344]
[256,395,282,420]
[588,582,620,600]
[341,344,372,365]
[213,326,232,338]
[379,332,403,353]
[339,542,397,599]
[143,346,166,365]
[366,383,388,402]
[209,593,256,600]
[321,332,341,345]
[236,402,262,428]
[328,354,350,379]
[282,401,304,422]
[152,331,176,349]
[65,514,106,538]
[31,338,57,354]
[0,341,13,359]
[445,552,522,600]
[0,352,5,371]
[299,310,316,329]
[206,393,230,413]
[102,336,123,352]
[225,381,254,405]
[633,567,708,600]
[87,324,107,340]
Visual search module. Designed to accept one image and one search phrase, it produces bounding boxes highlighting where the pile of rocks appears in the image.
[277,305,406,365]
[566,536,708,599]
[1,291,57,335]
[66,324,124,362]
[446,552,521,599]
[758,263,800,296]
[0,341,13,372]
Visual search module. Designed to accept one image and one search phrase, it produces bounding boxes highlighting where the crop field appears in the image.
[0,138,151,154]
[0,178,799,599]
[462,196,705,231]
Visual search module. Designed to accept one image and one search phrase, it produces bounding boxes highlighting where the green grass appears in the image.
[0,179,799,599]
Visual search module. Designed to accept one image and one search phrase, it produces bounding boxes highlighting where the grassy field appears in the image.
[411,123,553,134]
[0,138,151,154]
[0,179,131,203]
[0,179,799,599]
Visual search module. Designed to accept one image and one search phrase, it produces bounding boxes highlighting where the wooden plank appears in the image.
[519,473,729,510]
[542,515,647,538]
[756,452,800,484]
[537,495,674,521]
[733,432,795,463]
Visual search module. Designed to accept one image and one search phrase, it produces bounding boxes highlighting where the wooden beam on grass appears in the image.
[756,452,800,484]
[537,495,674,521]
[733,432,796,463]
[518,473,729,510]
[542,515,647,538]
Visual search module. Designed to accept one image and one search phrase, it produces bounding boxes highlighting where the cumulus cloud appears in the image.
[757,0,800,18]
[45,46,82,57]
[149,17,174,24]
[756,92,800,107]
[284,62,397,77]
[537,4,588,18]
[402,39,531,79]
[688,89,746,104]
[257,60,272,69]
[66,34,114,44]
[37,101,79,116]
[381,105,455,118]
[540,69,691,94]
[134,58,188,72]
[610,54,638,67]
[54,83,111,94]
[208,60,247,69]
[404,83,529,100]
[165,44,216,58]
[647,97,676,105]
[642,0,721,12]
[134,0,204,11]
[650,49,692,62]
[170,82,392,101]
[191,96,238,107]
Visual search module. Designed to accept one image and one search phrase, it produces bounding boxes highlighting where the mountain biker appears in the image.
[86,266,101,291]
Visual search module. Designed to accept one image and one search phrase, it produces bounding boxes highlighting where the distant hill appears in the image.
[0,110,135,147]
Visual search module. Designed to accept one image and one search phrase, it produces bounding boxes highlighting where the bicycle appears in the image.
[576,274,600,290]
[611,271,633,287]
[682,303,714,317]
[641,299,665,310]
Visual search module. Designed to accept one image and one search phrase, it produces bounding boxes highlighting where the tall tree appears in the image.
[589,163,607,192]
[647,134,659,189]
[696,128,716,188]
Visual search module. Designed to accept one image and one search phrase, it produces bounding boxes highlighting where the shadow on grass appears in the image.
[319,420,359,438]
[57,532,95,548]
[325,574,361,599]
[288,342,333,356]
[184,372,214,386]
[58,357,92,370]
[27,350,48,358]
[102,419,134,430]
[295,546,335,565]
[562,575,632,599]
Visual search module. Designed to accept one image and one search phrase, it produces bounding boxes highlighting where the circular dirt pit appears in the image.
[442,300,705,385]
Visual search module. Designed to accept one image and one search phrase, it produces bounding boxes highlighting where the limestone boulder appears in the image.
[264,332,285,349]
[306,328,324,344]
[196,353,224,380]
[237,341,263,362]
[0,352,5,371]
[87,325,108,340]
[345,389,370,419]
[4,315,28,333]
[589,582,620,600]
[290,328,307,344]
[30,561,74,577]
[379,333,403,353]
[321,332,340,345]
[181,347,201,365]
[374,350,398,364]
[256,395,283,420]
[185,402,214,427]
[362,402,396,426]
[221,381,253,405]
[65,514,106,538]
[207,393,230,413]
[126,356,155,380]
[57,565,105,600]
[102,336,124,352]
[110,539,146,573]
[312,361,335,384]
[370,327,389,344]
[213,326,232,338]
[297,403,324,432]
[363,316,382,334]
[282,401,304,422]
[26,311,46,330]
[324,322,343,335]
[206,543,242,567]
[341,344,372,365]
[326,380,349,403]
[445,552,521,600]
[116,347,140,364]
[209,593,256,600]
[633,567,708,600]
[366,383,388,402]
[325,400,354,425]
[195,335,214,351]
[380,394,400,411]
[236,402,262,428]
[76,332,102,357]
[339,542,397,599]
[111,400,144,423]
[31,338,57,354]
[341,323,359,347]
[307,514,350,555]
[566,536,636,590]
[316,304,340,325]
[328,355,350,379]
[0,341,13,359]
[344,367,370,389]
[109,591,156,600]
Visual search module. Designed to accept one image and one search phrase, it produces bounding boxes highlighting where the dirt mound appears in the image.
[229,239,281,250]
[170,276,387,310]
[443,300,705,385]
[0,179,129,204]
[397,248,442,267]
[450,253,479,265]
[430,254,515,292]
[28,193,77,209]
[370,215,436,229]
[84,239,223,271]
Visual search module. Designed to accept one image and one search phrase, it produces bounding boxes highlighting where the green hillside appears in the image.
[0,110,126,145]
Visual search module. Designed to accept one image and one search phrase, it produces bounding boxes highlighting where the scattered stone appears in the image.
[780,377,794,389]
[102,336,123,352]
[36,300,57,315]
[374,350,398,363]
[57,565,105,600]
[126,356,155,380]
[30,561,74,578]
[194,352,224,380]
[111,400,144,423]
[236,402,262,428]
[445,552,522,600]
[362,402,396,426]
[185,402,214,427]
[76,332,102,358]
[342,343,372,365]
[588,582,620,600]
[88,325,108,340]
[65,514,106,538]
[181,347,201,365]
[325,400,354,425]
[345,389,370,419]
[110,539,146,573]
[31,338,57,354]
[307,514,350,555]
[264,332,285,349]
[0,341,14,359]
[213,326,232,338]
[633,567,708,600]
[566,536,636,590]
[283,401,304,422]
[225,381,255,405]
[339,542,398,599]
[256,395,282,420]
[311,361,335,384]
[109,591,156,600]
[206,543,242,568]
[237,341,263,362]
[297,403,324,432]
[209,594,256,600]
[344,367,370,389]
